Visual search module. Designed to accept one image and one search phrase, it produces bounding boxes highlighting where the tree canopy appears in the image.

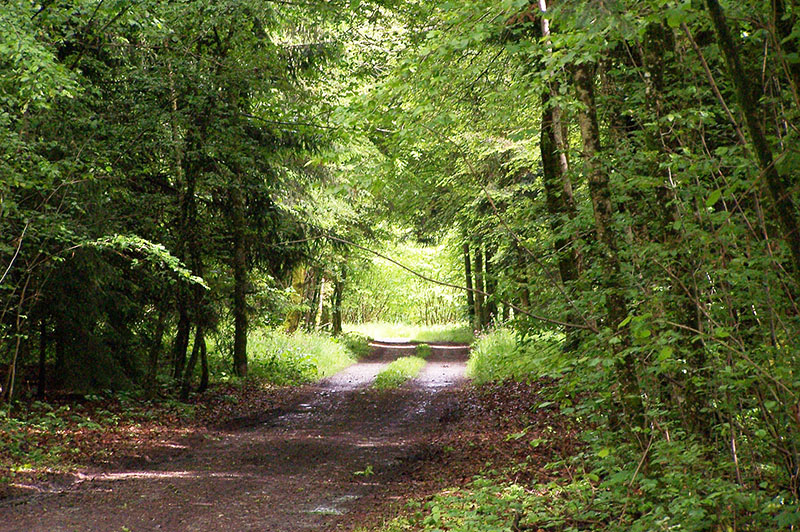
[3,0,800,527]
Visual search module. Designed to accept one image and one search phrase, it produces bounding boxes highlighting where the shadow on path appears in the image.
[0,343,470,532]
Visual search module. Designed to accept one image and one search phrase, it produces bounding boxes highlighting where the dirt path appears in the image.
[0,343,470,532]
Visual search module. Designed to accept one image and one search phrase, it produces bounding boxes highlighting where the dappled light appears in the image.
[3,0,800,530]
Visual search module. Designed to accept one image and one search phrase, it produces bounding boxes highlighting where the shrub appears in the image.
[467,328,565,384]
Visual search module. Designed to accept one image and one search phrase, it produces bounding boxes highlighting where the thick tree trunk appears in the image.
[231,184,248,378]
[541,91,579,287]
[574,62,645,429]
[463,242,475,326]
[473,245,485,330]
[706,0,800,286]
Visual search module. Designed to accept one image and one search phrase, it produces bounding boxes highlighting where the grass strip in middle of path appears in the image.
[373,356,427,389]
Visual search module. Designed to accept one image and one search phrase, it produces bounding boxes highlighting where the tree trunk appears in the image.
[706,0,800,286]
[231,184,248,378]
[284,264,306,333]
[484,246,498,324]
[473,245,485,330]
[146,306,167,399]
[574,61,645,430]
[332,267,345,336]
[172,299,191,379]
[463,242,475,326]
[180,325,203,401]
[37,317,46,399]
[198,338,209,393]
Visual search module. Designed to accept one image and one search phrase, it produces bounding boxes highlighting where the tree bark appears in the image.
[332,267,345,336]
[180,325,203,401]
[37,317,46,399]
[706,0,800,286]
[473,245,485,330]
[231,183,248,378]
[574,61,644,429]
[463,242,475,326]
[198,338,208,393]
[146,306,167,399]
[484,246,498,324]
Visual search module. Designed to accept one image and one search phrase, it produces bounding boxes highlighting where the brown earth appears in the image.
[0,344,471,532]
[0,343,572,532]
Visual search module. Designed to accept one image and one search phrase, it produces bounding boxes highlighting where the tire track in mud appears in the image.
[0,342,470,532]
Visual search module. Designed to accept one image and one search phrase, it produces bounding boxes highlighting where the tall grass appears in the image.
[373,356,427,389]
[344,322,473,344]
[209,329,359,385]
[467,328,566,384]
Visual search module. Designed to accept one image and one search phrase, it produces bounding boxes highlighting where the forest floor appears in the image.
[0,342,573,532]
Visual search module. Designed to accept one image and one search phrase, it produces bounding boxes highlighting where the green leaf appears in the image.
[706,189,722,207]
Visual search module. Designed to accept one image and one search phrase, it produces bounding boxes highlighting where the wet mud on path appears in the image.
[0,343,470,532]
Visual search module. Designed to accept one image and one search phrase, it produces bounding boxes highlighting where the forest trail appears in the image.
[0,343,470,532]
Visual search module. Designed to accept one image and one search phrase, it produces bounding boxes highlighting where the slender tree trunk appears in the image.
[198,338,208,393]
[54,313,65,377]
[463,242,475,326]
[332,267,345,336]
[473,245,485,330]
[37,317,46,399]
[180,325,203,401]
[574,62,644,430]
[231,184,248,377]
[146,306,167,399]
[484,246,498,324]
[172,300,191,379]
[284,264,305,333]
[706,0,800,286]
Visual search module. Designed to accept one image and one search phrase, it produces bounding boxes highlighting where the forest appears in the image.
[2,0,800,530]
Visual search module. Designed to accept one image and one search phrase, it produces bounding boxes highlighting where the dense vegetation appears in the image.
[3,0,800,528]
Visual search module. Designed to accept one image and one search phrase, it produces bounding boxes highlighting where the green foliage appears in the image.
[341,331,372,360]
[373,356,427,389]
[345,322,473,344]
[415,343,432,359]
[342,234,465,325]
[467,328,566,384]
[210,329,355,385]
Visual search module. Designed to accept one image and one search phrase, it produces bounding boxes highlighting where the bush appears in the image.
[467,328,565,384]
[373,356,427,389]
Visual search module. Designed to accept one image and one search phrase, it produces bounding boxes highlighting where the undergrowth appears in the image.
[359,328,800,531]
[467,328,566,384]
[373,356,427,389]
[344,322,473,344]
[210,329,361,385]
